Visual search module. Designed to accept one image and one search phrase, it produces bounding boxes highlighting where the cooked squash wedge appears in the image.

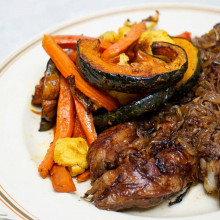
[94,87,175,130]
[76,39,188,94]
[139,29,174,54]
[173,37,201,95]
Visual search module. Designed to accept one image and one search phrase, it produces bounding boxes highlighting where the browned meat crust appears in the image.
[87,107,199,210]
[88,121,141,182]
[87,137,197,210]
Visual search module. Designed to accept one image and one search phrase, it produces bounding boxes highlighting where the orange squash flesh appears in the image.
[78,39,187,77]
[76,39,188,94]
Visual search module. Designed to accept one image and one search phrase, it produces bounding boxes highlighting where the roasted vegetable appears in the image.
[68,76,99,112]
[94,87,175,130]
[39,59,60,131]
[31,77,44,106]
[52,35,112,51]
[74,99,97,145]
[38,75,74,179]
[142,10,159,30]
[99,31,119,43]
[42,35,118,111]
[76,39,188,94]
[107,90,142,105]
[138,29,174,54]
[40,100,58,131]
[54,137,89,177]
[50,164,76,192]
[101,22,146,60]
[173,37,201,95]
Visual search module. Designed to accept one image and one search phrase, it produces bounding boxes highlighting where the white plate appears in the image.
[0,3,220,220]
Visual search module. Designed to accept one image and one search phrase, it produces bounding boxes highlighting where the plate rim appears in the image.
[0,3,220,220]
[1,2,220,76]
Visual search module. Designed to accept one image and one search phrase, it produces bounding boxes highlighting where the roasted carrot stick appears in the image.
[68,50,77,62]
[53,125,56,136]
[42,35,118,111]
[38,76,75,178]
[176,32,191,40]
[54,76,75,140]
[74,98,97,145]
[38,143,55,178]
[52,35,112,51]
[77,170,90,183]
[101,22,146,60]
[50,164,76,192]
[73,114,86,139]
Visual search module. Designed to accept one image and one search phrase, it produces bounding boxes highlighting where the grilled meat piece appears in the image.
[87,106,198,210]
[88,103,193,184]
[88,121,149,182]
[86,137,197,210]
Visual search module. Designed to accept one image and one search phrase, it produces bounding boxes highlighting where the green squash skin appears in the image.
[94,87,175,130]
[76,43,188,94]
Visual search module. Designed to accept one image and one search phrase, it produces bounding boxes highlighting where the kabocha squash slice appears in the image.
[76,39,188,94]
[93,38,201,130]
[172,37,201,95]
[94,87,175,130]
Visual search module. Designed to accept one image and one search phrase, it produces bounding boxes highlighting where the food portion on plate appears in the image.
[31,12,220,211]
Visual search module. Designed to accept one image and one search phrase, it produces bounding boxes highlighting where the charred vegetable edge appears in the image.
[76,40,188,94]
[94,87,175,130]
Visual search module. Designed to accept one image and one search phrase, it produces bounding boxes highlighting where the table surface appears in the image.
[0,0,220,219]
[1,0,220,62]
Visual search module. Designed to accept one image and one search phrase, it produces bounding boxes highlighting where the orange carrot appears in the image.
[77,170,90,183]
[38,76,75,178]
[54,76,75,141]
[31,109,41,115]
[73,114,86,139]
[53,125,56,136]
[42,35,118,111]
[101,22,146,60]
[52,35,112,51]
[50,164,76,192]
[176,32,191,40]
[68,50,77,62]
[126,50,135,60]
[38,143,55,178]
[74,99,97,145]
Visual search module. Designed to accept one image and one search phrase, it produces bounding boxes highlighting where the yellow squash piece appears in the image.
[139,30,174,54]
[118,53,130,65]
[99,31,119,43]
[118,25,131,39]
[54,137,88,176]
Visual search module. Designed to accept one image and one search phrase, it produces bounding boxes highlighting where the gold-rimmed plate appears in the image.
[0,3,219,220]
